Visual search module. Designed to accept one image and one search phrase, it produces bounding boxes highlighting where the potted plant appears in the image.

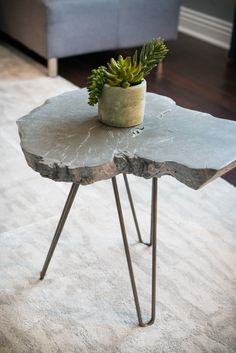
[87,38,168,128]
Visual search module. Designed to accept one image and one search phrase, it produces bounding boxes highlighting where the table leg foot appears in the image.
[40,183,80,280]
[123,173,154,246]
[112,176,158,327]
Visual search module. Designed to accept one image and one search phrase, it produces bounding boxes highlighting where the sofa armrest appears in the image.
[0,0,48,58]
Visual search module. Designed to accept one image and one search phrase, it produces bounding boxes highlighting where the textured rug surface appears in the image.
[0,42,236,353]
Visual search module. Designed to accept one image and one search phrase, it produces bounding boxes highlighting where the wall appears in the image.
[179,0,235,49]
[181,0,235,22]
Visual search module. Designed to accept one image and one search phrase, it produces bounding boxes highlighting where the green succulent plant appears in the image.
[105,55,143,88]
[87,38,168,106]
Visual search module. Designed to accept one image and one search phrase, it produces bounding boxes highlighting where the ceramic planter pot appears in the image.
[98,79,146,128]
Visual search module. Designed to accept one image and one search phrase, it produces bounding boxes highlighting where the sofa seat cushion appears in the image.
[42,0,119,58]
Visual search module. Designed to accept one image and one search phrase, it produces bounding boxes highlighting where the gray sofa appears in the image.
[0,0,180,76]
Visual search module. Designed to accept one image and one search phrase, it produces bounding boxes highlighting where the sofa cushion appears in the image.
[43,0,119,58]
[118,0,180,48]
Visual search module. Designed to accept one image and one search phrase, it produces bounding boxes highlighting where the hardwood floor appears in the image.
[1,32,236,185]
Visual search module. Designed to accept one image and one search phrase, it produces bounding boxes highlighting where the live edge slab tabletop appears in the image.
[16,88,236,327]
[17,88,236,190]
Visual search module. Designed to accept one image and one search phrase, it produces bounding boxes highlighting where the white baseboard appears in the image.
[178,6,233,50]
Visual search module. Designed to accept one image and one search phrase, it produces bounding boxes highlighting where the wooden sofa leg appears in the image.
[48,58,58,77]
[156,61,163,78]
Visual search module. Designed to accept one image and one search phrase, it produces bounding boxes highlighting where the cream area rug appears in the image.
[0,41,235,353]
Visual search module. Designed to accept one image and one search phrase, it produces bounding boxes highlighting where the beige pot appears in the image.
[98,79,146,128]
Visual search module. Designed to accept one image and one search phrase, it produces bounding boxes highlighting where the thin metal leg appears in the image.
[123,174,152,246]
[112,176,158,326]
[40,183,79,280]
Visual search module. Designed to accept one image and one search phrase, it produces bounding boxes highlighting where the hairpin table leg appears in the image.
[40,183,80,280]
[123,173,153,246]
[112,176,158,326]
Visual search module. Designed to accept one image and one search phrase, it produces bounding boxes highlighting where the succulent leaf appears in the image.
[133,50,138,65]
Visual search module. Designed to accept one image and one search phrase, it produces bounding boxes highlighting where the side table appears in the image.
[17,89,236,327]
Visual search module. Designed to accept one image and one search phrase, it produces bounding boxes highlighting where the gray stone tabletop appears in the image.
[17,88,236,190]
